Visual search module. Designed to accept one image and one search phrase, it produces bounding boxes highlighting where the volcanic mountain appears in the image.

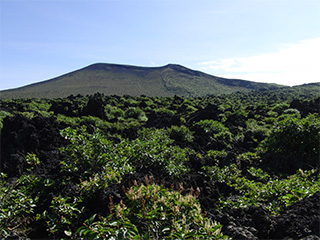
[0,63,281,99]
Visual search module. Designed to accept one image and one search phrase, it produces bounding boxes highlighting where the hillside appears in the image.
[0,63,281,99]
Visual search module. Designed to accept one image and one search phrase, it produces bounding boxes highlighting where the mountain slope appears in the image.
[0,63,281,99]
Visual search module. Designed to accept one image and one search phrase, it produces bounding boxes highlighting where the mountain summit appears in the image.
[0,63,280,99]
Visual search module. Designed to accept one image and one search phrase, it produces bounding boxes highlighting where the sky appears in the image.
[1,0,320,90]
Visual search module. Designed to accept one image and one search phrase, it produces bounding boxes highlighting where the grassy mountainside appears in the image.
[0,63,281,99]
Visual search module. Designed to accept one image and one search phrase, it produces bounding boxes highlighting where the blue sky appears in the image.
[1,0,319,90]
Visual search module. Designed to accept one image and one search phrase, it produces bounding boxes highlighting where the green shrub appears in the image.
[25,153,41,171]
[19,111,35,119]
[56,114,81,126]
[262,114,320,168]
[236,152,261,163]
[27,100,53,117]
[206,149,227,159]
[167,125,194,142]
[245,119,269,141]
[60,127,190,179]
[124,107,147,121]
[77,180,227,239]
[0,174,41,238]
[40,196,83,238]
[194,120,232,142]
[0,111,13,130]
[123,128,192,177]
[204,165,320,214]
[271,103,290,114]
[60,127,133,179]
[154,107,176,117]
[205,150,228,165]
[277,108,301,120]
[104,104,124,120]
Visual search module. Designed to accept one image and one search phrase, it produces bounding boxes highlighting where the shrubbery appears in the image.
[262,114,320,172]
[60,126,133,179]
[0,89,319,239]
[194,120,232,142]
[77,179,225,239]
[204,165,320,214]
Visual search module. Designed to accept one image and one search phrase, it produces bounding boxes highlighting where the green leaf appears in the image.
[143,232,151,239]
[162,227,171,233]
[109,221,119,227]
[87,214,97,224]
[122,222,139,235]
[64,230,72,236]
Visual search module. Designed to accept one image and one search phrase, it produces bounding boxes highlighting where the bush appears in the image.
[124,128,192,177]
[0,174,40,238]
[60,127,190,179]
[0,111,13,130]
[154,107,176,117]
[167,125,194,142]
[204,165,320,214]
[76,179,226,239]
[60,127,133,179]
[104,105,124,120]
[124,107,147,121]
[262,114,320,171]
[245,119,268,141]
[41,196,83,238]
[194,120,232,142]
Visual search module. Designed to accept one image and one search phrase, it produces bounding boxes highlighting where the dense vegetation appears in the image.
[0,85,319,239]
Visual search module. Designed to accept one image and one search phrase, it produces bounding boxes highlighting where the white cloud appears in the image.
[199,38,320,86]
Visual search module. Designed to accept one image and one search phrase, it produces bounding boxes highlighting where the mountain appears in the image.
[0,63,282,99]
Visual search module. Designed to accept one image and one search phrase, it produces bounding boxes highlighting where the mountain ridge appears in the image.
[1,63,283,99]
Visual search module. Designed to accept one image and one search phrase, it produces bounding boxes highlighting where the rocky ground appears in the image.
[1,114,319,239]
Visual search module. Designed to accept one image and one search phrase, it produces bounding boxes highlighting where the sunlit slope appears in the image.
[0,63,281,99]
